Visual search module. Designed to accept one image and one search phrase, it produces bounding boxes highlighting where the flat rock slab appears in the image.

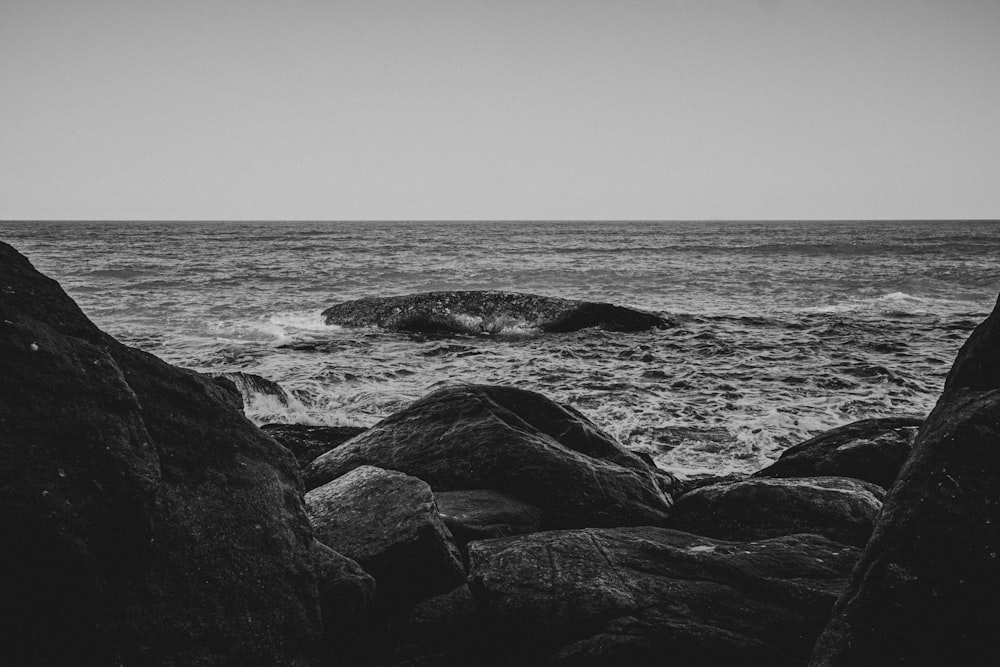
[811,388,1000,665]
[322,290,672,334]
[754,417,923,489]
[304,384,676,529]
[261,423,367,469]
[468,527,859,666]
[435,489,544,546]
[668,476,886,547]
[306,466,465,609]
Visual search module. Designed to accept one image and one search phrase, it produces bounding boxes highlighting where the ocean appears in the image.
[3,220,997,477]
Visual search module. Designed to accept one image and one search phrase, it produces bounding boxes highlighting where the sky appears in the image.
[1,0,998,221]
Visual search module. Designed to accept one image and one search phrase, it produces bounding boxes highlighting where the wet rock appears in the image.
[754,417,923,489]
[810,389,1000,665]
[666,477,885,548]
[306,466,465,610]
[322,290,672,334]
[304,384,677,529]
[261,423,368,469]
[0,242,322,664]
[219,370,290,405]
[944,292,1000,390]
[434,489,544,546]
[468,527,859,666]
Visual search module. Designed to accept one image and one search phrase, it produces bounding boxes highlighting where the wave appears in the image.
[799,291,983,317]
[321,291,673,335]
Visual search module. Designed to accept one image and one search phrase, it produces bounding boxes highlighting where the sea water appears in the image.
[3,220,997,477]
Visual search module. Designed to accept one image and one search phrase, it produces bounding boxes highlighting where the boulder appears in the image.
[754,417,923,489]
[261,423,368,469]
[304,384,677,528]
[468,527,860,666]
[305,466,465,610]
[666,477,885,548]
[380,585,481,666]
[810,388,1000,665]
[0,242,323,664]
[311,542,377,657]
[944,292,1000,390]
[219,371,290,405]
[434,489,544,546]
[322,290,672,334]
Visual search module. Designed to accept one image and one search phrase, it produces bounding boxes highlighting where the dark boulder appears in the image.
[304,384,677,528]
[944,292,1000,390]
[380,585,481,666]
[435,489,544,546]
[810,389,1000,665]
[468,527,860,666]
[667,477,885,548]
[305,466,466,610]
[261,423,368,469]
[311,542,377,657]
[322,290,672,334]
[0,242,323,664]
[754,417,923,489]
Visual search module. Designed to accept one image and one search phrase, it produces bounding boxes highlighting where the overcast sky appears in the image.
[2,0,998,221]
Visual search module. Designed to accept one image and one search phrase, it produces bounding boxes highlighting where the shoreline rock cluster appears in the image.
[3,239,999,665]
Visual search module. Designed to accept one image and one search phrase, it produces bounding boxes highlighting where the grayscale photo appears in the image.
[2,1,998,665]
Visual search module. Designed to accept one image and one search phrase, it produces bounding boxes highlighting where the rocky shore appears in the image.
[3,239,998,665]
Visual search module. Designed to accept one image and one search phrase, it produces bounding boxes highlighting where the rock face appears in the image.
[811,293,1000,665]
[667,477,885,548]
[261,423,368,469]
[944,292,1000,390]
[0,242,323,664]
[322,290,672,334]
[434,489,544,546]
[304,384,677,528]
[468,527,859,666]
[810,389,1000,665]
[754,417,923,489]
[305,466,466,609]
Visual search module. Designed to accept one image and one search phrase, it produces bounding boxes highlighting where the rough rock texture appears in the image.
[666,477,885,548]
[754,417,923,489]
[435,489,544,546]
[304,385,677,528]
[306,466,466,609]
[810,388,1000,665]
[944,292,1000,390]
[261,422,368,469]
[468,527,859,666]
[0,242,323,664]
[322,290,672,334]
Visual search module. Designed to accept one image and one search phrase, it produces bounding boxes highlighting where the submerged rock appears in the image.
[667,476,885,548]
[261,423,368,469]
[219,370,290,405]
[754,416,923,489]
[304,384,677,528]
[468,527,859,666]
[322,290,672,334]
[0,242,323,664]
[812,293,1000,665]
[306,466,466,610]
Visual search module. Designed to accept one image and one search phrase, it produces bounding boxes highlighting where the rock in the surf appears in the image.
[468,527,859,666]
[667,476,885,548]
[322,290,672,334]
[0,242,323,664]
[434,489,544,547]
[219,370,291,405]
[304,384,677,528]
[944,292,1000,390]
[305,466,466,609]
[753,416,923,489]
[810,293,1000,665]
[262,423,368,469]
